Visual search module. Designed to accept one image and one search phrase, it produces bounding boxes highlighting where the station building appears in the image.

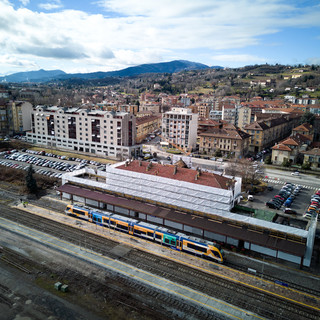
[57,160,315,267]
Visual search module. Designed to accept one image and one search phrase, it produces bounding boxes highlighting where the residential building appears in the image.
[222,103,238,125]
[10,101,33,133]
[271,134,310,165]
[292,123,314,141]
[161,107,198,151]
[198,125,250,158]
[244,116,293,153]
[196,103,210,119]
[26,105,139,160]
[237,105,252,129]
[136,114,161,144]
[0,102,10,138]
[303,148,320,170]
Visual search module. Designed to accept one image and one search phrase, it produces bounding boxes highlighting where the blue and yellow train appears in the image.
[65,204,224,263]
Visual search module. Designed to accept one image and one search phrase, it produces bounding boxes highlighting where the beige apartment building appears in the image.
[161,107,198,151]
[198,126,251,158]
[136,114,161,143]
[26,106,140,159]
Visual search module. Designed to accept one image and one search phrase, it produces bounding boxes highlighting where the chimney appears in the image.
[139,160,142,166]
[195,173,198,180]
[125,160,128,167]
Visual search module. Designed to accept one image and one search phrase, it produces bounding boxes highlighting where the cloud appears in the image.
[19,0,30,6]
[38,0,63,11]
[16,45,89,59]
[0,0,319,73]
[211,54,267,63]
[0,55,38,72]
[306,57,320,65]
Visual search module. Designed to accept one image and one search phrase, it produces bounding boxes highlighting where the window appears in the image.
[187,242,207,253]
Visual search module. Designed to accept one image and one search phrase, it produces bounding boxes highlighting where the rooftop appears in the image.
[116,160,232,190]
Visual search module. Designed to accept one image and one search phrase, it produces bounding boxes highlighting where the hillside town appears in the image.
[1,64,320,168]
[1,63,320,320]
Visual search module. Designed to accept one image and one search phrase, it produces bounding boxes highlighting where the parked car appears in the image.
[291,171,300,176]
[283,208,297,215]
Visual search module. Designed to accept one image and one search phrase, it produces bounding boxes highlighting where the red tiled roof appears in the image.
[117,160,231,190]
[271,144,292,151]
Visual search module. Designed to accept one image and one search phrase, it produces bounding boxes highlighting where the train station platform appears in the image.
[0,214,261,320]
[3,199,320,316]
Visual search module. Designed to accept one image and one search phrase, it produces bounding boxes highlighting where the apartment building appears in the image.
[136,114,161,143]
[198,125,250,158]
[11,101,33,133]
[0,100,32,138]
[244,116,293,153]
[237,105,252,129]
[26,105,139,159]
[161,107,198,151]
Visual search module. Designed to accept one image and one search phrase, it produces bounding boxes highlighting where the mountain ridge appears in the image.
[0,60,222,83]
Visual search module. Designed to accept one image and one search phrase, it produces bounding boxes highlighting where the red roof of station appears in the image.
[116,160,231,190]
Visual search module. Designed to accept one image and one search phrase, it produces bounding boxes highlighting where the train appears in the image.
[65,204,224,263]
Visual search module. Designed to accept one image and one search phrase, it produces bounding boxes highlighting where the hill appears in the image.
[0,60,215,83]
[0,69,66,83]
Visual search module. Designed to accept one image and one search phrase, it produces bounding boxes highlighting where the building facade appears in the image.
[136,114,161,144]
[26,105,139,159]
[161,107,198,151]
[198,126,250,158]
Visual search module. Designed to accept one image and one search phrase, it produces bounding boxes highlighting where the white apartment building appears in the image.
[26,106,140,159]
[161,107,198,151]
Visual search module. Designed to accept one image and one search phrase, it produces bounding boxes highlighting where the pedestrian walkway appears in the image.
[262,178,318,190]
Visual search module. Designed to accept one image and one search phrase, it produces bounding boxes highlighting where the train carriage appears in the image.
[65,205,224,263]
[133,221,157,240]
[109,214,138,234]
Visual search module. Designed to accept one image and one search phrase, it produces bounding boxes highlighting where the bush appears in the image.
[282,158,291,167]
[264,155,272,164]
[301,162,311,170]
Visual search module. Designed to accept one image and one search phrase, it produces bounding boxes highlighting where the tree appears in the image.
[301,162,311,170]
[282,158,291,167]
[300,112,315,125]
[264,155,272,164]
[214,149,222,157]
[26,165,38,194]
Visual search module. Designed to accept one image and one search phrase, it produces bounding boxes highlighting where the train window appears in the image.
[110,220,116,225]
[164,238,170,244]
[103,218,109,223]
[155,234,161,239]
[147,231,153,237]
[117,224,128,231]
[134,230,141,235]
[73,208,85,215]
[170,239,176,245]
[187,243,207,253]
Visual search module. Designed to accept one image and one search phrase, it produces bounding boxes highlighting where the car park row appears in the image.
[304,191,320,220]
[0,149,106,179]
[266,182,302,213]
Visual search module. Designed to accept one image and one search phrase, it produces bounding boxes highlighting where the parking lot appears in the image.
[0,149,108,179]
[240,180,318,230]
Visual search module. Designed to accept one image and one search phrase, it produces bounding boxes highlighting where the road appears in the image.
[264,168,320,189]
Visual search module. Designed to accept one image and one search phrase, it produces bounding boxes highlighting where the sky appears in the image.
[0,0,320,76]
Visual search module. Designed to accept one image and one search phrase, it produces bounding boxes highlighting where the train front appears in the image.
[208,243,225,263]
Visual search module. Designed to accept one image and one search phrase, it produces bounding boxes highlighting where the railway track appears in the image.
[0,203,319,319]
